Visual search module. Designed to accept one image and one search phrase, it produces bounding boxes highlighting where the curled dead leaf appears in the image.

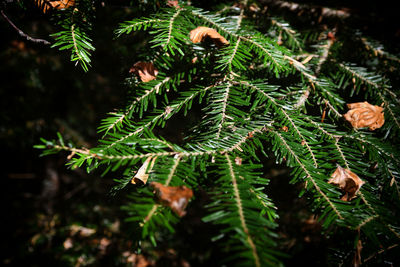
[189,26,229,47]
[131,157,157,185]
[343,101,384,130]
[328,165,365,201]
[129,62,158,82]
[150,182,193,217]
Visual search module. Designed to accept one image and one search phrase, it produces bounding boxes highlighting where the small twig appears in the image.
[1,9,50,45]
[363,243,399,263]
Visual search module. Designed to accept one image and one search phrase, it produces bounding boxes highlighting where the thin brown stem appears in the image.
[1,10,50,45]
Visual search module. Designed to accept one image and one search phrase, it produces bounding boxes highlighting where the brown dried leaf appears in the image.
[166,0,180,8]
[63,237,73,250]
[36,0,75,13]
[131,157,157,185]
[249,3,261,12]
[69,224,96,237]
[327,31,336,41]
[235,157,242,165]
[328,165,365,201]
[129,62,159,82]
[343,101,384,130]
[189,26,229,47]
[99,237,111,253]
[125,253,151,267]
[150,182,193,217]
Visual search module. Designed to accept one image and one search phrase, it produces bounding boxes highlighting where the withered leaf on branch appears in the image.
[189,26,229,47]
[328,165,365,201]
[150,182,193,217]
[343,101,384,130]
[166,1,180,8]
[131,157,157,185]
[36,0,75,13]
[129,62,158,82]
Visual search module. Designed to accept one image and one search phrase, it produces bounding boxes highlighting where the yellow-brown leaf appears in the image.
[129,62,158,82]
[131,157,157,185]
[36,0,75,13]
[328,165,365,201]
[150,182,193,217]
[343,101,384,130]
[189,26,229,47]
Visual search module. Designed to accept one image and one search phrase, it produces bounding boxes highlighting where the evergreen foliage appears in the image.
[34,0,400,265]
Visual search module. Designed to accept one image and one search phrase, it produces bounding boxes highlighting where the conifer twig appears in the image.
[225,153,261,267]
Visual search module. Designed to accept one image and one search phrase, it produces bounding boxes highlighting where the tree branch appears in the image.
[1,10,51,45]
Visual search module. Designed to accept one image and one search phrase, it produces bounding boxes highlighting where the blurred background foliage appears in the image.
[1,0,399,266]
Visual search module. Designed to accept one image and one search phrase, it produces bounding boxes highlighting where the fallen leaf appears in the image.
[30,233,42,245]
[281,126,289,132]
[63,237,73,250]
[129,62,159,82]
[99,237,111,253]
[343,101,384,130]
[131,157,157,185]
[150,182,193,217]
[69,224,96,237]
[189,26,229,47]
[328,165,365,201]
[125,253,151,267]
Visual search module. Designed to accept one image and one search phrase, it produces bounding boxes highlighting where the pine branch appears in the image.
[269,18,303,51]
[360,36,400,64]
[336,63,400,134]
[116,18,167,36]
[99,76,171,135]
[268,129,345,221]
[236,80,318,167]
[36,2,400,265]
[203,154,281,266]
[140,156,181,231]
[302,117,400,237]
[51,7,95,72]
[225,153,261,267]
[102,83,215,149]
